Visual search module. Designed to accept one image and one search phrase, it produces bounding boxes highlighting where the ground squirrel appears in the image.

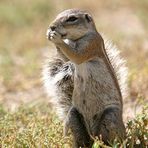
[43,9,128,147]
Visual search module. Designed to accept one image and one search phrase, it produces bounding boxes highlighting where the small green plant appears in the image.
[125,105,148,148]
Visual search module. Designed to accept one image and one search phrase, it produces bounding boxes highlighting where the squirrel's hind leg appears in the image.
[91,107,126,145]
[65,107,93,148]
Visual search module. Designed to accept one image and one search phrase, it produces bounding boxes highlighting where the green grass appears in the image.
[0,103,147,147]
[0,103,72,148]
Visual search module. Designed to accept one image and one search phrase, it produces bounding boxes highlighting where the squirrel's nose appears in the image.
[50,26,56,31]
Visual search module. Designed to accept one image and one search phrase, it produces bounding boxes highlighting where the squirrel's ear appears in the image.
[84,13,92,23]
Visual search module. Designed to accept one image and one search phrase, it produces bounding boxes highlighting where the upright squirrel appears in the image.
[43,9,128,147]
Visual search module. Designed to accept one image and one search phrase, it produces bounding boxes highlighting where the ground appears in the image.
[0,0,148,147]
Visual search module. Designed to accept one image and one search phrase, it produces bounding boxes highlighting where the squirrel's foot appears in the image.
[49,31,64,44]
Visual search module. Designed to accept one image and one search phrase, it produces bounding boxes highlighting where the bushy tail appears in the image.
[103,37,128,100]
[42,58,74,120]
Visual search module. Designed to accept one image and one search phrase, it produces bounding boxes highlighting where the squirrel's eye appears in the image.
[66,16,78,22]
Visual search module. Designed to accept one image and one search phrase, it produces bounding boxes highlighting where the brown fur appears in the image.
[44,9,127,147]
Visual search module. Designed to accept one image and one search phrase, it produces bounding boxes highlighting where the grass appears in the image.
[0,103,72,148]
[0,0,148,147]
[0,103,147,147]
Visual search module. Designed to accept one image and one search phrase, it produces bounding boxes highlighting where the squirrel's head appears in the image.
[47,9,96,40]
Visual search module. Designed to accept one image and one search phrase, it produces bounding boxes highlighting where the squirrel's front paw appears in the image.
[49,31,63,44]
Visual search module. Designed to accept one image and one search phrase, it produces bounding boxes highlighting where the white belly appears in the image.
[72,57,121,127]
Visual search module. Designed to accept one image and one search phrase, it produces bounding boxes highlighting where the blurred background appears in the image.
[0,0,148,120]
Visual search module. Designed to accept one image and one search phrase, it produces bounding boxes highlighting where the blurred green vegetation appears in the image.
[0,0,148,147]
[0,0,148,93]
[0,0,54,91]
